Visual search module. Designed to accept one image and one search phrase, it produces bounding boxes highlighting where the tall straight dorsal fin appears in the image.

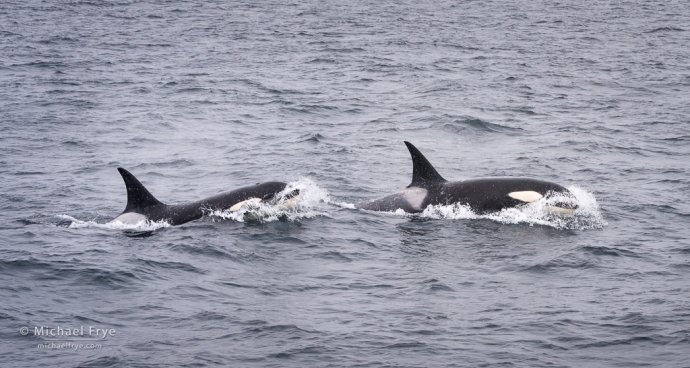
[117,168,163,212]
[404,141,447,187]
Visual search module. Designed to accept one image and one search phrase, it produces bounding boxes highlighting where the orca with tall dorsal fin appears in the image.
[357,141,578,215]
[111,168,299,226]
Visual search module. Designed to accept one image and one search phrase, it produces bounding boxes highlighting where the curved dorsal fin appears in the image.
[404,141,447,187]
[117,168,163,212]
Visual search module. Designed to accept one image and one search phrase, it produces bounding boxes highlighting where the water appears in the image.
[1,0,689,366]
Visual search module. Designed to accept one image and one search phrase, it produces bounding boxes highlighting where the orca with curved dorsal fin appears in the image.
[406,141,447,187]
[111,168,299,226]
[118,168,163,213]
[357,141,577,214]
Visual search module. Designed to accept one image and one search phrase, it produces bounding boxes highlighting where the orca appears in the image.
[111,168,299,226]
[357,142,577,215]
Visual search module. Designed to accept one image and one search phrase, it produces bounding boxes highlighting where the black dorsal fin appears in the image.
[117,168,163,212]
[404,141,447,187]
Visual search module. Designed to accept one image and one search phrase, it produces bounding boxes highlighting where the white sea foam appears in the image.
[389,186,606,230]
[58,214,172,231]
[334,202,356,210]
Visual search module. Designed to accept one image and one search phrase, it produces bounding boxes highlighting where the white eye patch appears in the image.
[508,191,543,203]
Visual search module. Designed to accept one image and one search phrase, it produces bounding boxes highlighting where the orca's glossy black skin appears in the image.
[357,142,577,214]
[113,168,293,225]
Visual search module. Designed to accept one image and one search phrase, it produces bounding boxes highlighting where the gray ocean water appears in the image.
[2,1,690,367]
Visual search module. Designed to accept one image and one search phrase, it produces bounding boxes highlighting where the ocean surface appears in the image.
[1,0,689,366]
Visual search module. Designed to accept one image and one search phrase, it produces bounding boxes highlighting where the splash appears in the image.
[336,202,357,210]
[207,177,331,223]
[58,214,172,231]
[420,186,605,229]
[419,186,606,230]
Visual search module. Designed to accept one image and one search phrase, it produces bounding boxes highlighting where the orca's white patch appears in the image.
[401,187,428,211]
[508,191,543,203]
[229,198,261,212]
[111,212,147,225]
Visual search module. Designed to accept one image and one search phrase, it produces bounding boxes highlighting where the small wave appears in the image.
[58,214,171,231]
[301,133,324,143]
[437,117,522,135]
[645,27,685,33]
[417,186,606,230]
[207,177,330,223]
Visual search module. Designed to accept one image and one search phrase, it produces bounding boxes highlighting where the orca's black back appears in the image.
[431,178,569,213]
